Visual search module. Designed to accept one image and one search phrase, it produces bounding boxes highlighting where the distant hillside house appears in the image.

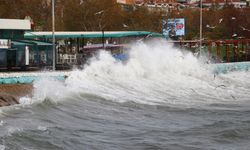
[196,0,247,8]
[117,0,248,9]
[117,0,179,6]
[118,0,184,13]
[117,0,135,5]
[134,0,178,5]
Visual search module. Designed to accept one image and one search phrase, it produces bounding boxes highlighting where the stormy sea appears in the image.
[1,40,250,150]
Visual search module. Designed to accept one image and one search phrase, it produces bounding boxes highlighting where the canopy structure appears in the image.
[17,40,52,46]
[0,19,31,39]
[24,31,163,39]
[11,41,33,46]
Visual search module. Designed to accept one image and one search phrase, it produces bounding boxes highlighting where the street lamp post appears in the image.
[199,0,203,54]
[52,0,56,71]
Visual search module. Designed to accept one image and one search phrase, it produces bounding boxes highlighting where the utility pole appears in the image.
[199,0,203,54]
[102,30,105,49]
[52,0,56,71]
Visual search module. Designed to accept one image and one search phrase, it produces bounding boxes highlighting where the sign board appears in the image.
[0,39,11,49]
[163,18,185,39]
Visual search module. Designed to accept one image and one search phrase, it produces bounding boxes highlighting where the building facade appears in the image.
[0,19,53,71]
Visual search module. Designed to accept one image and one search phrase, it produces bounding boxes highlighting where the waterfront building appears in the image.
[0,19,53,71]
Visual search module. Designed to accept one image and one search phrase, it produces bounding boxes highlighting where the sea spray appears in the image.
[0,145,5,150]
[63,40,216,106]
[19,78,68,105]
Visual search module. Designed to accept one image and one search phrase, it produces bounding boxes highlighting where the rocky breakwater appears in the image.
[0,84,33,107]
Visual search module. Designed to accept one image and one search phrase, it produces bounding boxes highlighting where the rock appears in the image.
[0,93,19,107]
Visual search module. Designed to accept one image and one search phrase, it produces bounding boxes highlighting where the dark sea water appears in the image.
[1,41,250,150]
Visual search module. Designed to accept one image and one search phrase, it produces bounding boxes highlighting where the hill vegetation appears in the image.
[0,0,249,40]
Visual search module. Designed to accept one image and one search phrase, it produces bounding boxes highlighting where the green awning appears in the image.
[11,41,33,46]
[24,31,163,39]
[19,40,52,46]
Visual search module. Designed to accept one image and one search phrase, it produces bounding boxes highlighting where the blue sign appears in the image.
[163,18,185,39]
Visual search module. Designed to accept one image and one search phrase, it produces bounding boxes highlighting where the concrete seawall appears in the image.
[0,84,33,107]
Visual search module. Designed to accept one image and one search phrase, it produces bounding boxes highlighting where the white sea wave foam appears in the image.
[20,40,250,107]
[0,145,5,150]
[7,127,23,136]
[0,120,4,126]
[37,126,47,131]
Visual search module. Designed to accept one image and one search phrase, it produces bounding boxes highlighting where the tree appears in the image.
[0,0,249,39]
[0,0,51,30]
[62,0,124,31]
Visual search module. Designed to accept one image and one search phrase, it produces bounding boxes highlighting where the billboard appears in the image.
[163,18,185,39]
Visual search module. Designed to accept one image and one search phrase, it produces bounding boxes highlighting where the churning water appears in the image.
[1,40,250,150]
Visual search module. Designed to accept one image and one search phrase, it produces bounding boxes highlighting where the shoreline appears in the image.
[0,71,70,107]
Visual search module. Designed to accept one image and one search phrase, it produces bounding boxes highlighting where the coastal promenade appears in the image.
[0,71,70,84]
